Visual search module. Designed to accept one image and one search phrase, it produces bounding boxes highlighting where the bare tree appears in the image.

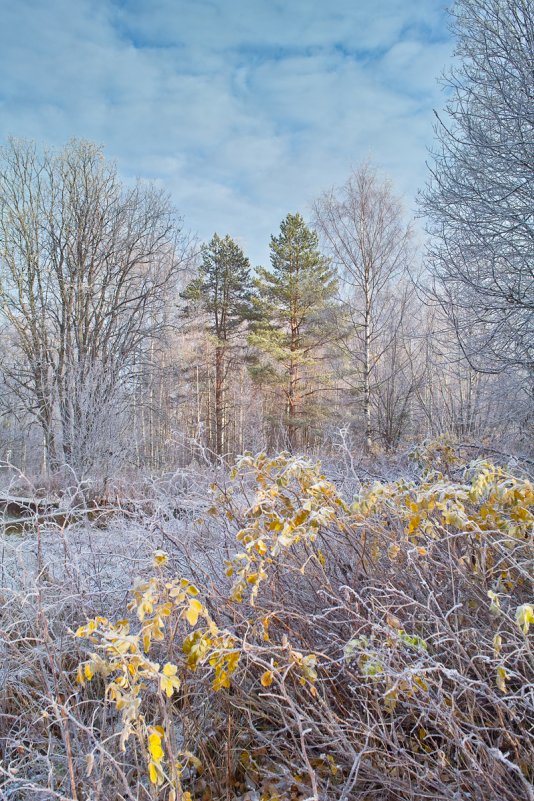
[314,163,413,450]
[0,138,189,477]
[371,286,424,449]
[420,0,534,379]
[412,307,530,447]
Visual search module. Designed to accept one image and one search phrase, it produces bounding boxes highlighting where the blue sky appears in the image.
[0,0,453,265]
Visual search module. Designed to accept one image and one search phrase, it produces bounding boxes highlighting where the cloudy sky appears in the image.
[0,0,454,265]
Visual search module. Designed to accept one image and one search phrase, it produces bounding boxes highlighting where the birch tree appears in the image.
[0,138,187,476]
[314,164,413,451]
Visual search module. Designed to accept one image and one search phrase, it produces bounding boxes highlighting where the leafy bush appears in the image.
[2,449,533,800]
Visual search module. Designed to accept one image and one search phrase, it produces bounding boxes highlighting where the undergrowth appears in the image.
[1,443,533,800]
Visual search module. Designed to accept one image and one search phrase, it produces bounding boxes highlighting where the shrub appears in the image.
[70,452,533,801]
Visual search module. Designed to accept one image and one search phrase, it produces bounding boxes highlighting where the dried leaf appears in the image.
[260,670,273,687]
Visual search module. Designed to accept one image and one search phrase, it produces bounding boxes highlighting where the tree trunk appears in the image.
[364,301,372,452]
[287,318,299,452]
[215,345,225,457]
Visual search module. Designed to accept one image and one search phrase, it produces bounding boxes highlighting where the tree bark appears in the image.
[287,318,299,452]
[215,345,225,457]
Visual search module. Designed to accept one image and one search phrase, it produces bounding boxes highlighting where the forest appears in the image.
[0,0,532,800]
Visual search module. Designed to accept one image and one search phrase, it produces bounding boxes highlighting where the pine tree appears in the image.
[182,234,254,457]
[251,213,338,450]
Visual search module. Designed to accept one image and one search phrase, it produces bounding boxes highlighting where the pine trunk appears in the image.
[288,320,298,451]
[215,345,225,457]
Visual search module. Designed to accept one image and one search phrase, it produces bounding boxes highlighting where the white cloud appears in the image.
[0,0,454,265]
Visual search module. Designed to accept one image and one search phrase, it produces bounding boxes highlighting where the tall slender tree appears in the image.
[182,233,254,457]
[251,213,337,450]
[314,164,413,451]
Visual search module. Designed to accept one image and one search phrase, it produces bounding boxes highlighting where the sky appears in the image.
[0,0,454,266]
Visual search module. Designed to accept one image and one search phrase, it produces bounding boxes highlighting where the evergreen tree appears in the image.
[251,213,338,450]
[182,234,254,457]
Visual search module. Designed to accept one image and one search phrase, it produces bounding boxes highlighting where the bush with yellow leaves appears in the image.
[70,450,533,801]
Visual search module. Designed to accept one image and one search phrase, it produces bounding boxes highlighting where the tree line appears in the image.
[0,0,532,479]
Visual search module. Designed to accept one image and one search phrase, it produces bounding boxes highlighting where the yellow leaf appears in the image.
[84,662,94,681]
[148,732,164,763]
[262,617,270,642]
[407,514,421,534]
[148,761,163,785]
[413,674,428,692]
[160,662,181,697]
[169,586,186,601]
[417,547,427,556]
[493,633,502,656]
[153,550,168,567]
[137,599,153,621]
[325,754,337,776]
[213,668,231,691]
[260,670,273,687]
[185,599,203,626]
[278,523,297,547]
[387,543,400,560]
[487,590,501,616]
[255,539,268,556]
[293,509,309,526]
[496,665,508,693]
[515,603,534,635]
[181,751,202,772]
